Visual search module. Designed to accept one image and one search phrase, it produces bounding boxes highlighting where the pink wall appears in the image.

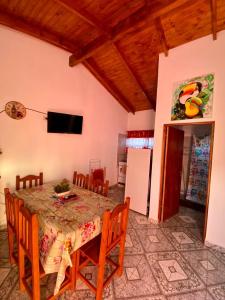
[127,109,155,130]
[150,30,225,248]
[0,25,128,225]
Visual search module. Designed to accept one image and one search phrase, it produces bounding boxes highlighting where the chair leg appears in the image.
[117,235,126,276]
[18,245,25,291]
[7,227,15,265]
[32,260,40,300]
[96,261,105,300]
[70,250,78,290]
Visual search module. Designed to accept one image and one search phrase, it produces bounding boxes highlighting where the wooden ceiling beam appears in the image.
[155,17,169,57]
[0,9,80,55]
[112,43,155,110]
[83,58,135,113]
[69,0,189,66]
[69,36,110,66]
[111,0,190,40]
[210,0,217,40]
[55,0,111,37]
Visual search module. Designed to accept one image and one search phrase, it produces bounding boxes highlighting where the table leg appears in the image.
[70,250,79,290]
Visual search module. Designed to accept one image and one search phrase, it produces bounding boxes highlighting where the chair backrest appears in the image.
[88,179,109,197]
[73,171,89,188]
[16,172,43,190]
[19,205,39,263]
[101,197,130,254]
[91,168,105,183]
[4,188,24,240]
[4,188,16,230]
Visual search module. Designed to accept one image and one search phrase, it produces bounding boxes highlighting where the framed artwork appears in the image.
[171,73,214,121]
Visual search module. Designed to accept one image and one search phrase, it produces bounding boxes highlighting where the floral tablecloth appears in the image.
[15,181,117,295]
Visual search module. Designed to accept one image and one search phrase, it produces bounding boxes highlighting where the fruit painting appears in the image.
[171,73,214,121]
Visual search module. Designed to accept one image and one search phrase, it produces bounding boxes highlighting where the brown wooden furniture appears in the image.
[88,178,109,197]
[4,188,24,265]
[18,204,76,300]
[73,171,89,188]
[91,168,105,183]
[76,197,130,300]
[16,172,43,190]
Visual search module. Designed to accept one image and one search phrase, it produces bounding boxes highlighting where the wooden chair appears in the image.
[16,172,43,190]
[4,188,24,265]
[88,179,109,197]
[91,168,105,183]
[77,197,130,300]
[73,171,89,188]
[18,204,76,300]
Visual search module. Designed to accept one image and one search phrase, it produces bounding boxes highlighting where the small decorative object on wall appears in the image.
[0,100,46,119]
[5,101,26,120]
[171,73,214,121]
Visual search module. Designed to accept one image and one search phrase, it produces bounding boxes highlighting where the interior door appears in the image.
[125,148,151,215]
[161,126,184,221]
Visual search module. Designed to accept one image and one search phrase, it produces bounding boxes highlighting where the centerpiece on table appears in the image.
[54,179,71,198]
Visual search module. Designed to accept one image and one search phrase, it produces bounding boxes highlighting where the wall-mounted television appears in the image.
[47,111,83,134]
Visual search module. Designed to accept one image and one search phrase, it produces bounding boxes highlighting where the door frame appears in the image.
[158,121,215,241]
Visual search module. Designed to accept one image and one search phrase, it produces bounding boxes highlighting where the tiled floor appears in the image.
[1,185,225,299]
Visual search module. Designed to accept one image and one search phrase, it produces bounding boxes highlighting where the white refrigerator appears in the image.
[125,148,152,215]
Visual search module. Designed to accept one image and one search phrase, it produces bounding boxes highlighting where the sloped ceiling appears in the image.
[0,0,224,112]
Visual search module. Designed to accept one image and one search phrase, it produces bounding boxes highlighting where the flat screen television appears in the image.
[47,111,83,134]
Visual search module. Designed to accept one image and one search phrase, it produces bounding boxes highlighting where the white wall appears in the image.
[127,109,155,130]
[150,30,225,248]
[0,26,128,225]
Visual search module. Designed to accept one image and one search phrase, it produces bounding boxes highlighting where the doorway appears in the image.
[159,122,214,241]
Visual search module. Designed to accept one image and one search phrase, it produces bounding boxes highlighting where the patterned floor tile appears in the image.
[129,211,159,229]
[0,266,18,300]
[178,215,197,224]
[1,186,225,300]
[208,284,225,300]
[159,216,182,228]
[121,296,166,300]
[111,228,144,256]
[0,230,9,259]
[0,268,10,286]
[161,227,205,251]
[136,228,174,253]
[187,227,204,241]
[147,251,205,295]
[208,245,225,266]
[182,249,225,285]
[167,290,214,300]
[113,254,160,298]
[158,259,188,281]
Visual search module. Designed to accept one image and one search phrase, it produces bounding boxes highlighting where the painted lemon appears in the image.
[185,101,199,118]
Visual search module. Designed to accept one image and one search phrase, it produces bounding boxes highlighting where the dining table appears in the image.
[15,180,118,295]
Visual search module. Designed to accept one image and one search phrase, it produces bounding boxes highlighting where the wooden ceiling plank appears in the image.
[210,0,217,40]
[112,0,190,40]
[112,42,155,110]
[155,17,169,56]
[69,0,190,66]
[83,58,135,113]
[0,9,80,55]
[69,36,111,66]
[55,0,111,37]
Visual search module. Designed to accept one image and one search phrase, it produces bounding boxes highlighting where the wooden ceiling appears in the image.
[0,0,224,112]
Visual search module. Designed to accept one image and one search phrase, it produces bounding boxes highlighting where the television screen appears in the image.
[47,111,83,134]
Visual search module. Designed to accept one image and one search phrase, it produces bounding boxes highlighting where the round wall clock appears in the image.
[5,101,26,120]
